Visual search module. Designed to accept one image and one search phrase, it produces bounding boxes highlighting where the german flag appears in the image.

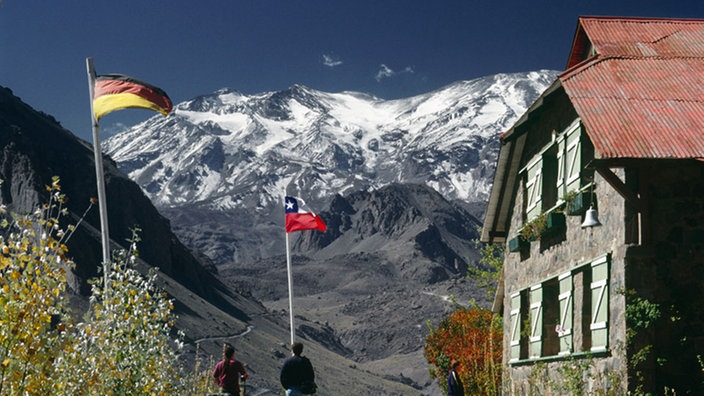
[93,74,172,120]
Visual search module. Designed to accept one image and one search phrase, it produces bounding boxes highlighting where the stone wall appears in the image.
[501,161,704,394]
[501,166,629,393]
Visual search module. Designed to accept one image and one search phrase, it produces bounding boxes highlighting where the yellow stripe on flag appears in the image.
[93,92,170,120]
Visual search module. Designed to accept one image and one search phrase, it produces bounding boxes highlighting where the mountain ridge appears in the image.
[105,71,556,206]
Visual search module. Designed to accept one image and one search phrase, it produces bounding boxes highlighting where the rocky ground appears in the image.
[151,262,423,395]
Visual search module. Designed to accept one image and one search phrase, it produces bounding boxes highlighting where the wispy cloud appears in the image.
[322,54,343,68]
[103,122,130,137]
[375,64,414,82]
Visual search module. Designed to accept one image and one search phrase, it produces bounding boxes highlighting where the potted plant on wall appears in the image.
[521,210,566,240]
[563,189,593,216]
[508,208,568,253]
[542,210,566,236]
[508,233,530,252]
[520,213,548,242]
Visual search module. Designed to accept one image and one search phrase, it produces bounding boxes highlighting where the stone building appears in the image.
[481,16,704,394]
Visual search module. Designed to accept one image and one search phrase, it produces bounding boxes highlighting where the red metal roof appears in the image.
[561,17,704,160]
[569,17,704,67]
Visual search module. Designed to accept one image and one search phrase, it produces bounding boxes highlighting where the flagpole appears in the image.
[86,57,111,293]
[285,231,296,345]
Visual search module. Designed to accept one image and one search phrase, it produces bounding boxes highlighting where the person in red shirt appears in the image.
[213,344,248,396]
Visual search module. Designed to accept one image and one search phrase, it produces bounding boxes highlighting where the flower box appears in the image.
[541,212,566,236]
[565,191,593,216]
[508,235,530,252]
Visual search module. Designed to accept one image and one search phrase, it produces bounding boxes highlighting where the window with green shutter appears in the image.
[529,284,543,359]
[507,254,611,365]
[590,255,610,352]
[522,120,589,227]
[558,271,574,355]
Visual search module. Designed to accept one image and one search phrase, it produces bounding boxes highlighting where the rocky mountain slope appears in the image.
[221,183,485,357]
[0,86,217,299]
[218,183,487,393]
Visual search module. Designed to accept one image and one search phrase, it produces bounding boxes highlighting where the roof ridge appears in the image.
[579,16,704,24]
[561,55,704,81]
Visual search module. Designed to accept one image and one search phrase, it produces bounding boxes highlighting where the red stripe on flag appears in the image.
[285,213,327,233]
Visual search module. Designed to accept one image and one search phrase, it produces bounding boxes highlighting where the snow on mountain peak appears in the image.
[104,71,557,211]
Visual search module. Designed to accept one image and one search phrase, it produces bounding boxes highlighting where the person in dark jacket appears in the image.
[213,344,248,396]
[447,359,464,396]
[280,341,316,395]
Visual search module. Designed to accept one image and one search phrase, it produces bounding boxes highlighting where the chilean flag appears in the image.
[284,196,327,233]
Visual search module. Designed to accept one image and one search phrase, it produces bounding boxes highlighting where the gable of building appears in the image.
[482,16,704,244]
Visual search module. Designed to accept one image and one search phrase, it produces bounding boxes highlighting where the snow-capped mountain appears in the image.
[105,71,556,212]
[104,71,556,265]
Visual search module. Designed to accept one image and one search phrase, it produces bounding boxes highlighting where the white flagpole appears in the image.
[86,57,111,293]
[285,231,296,345]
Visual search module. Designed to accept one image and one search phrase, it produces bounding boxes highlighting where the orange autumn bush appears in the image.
[424,307,502,395]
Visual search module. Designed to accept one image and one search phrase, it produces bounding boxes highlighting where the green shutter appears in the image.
[525,157,543,221]
[557,121,583,198]
[509,293,521,362]
[558,272,573,355]
[556,134,567,197]
[590,255,610,351]
[564,123,582,193]
[529,285,543,359]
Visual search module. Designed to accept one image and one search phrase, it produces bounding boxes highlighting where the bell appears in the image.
[581,206,601,228]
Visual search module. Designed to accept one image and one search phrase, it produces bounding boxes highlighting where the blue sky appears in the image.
[2,1,703,141]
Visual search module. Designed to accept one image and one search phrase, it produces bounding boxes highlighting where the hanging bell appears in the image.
[581,206,601,228]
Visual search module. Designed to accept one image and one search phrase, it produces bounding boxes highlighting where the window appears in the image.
[542,147,559,210]
[521,120,587,223]
[529,280,559,359]
[522,144,559,221]
[509,254,611,363]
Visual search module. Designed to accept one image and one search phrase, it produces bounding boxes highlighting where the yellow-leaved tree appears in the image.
[0,177,75,394]
[54,239,186,395]
[0,177,186,395]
